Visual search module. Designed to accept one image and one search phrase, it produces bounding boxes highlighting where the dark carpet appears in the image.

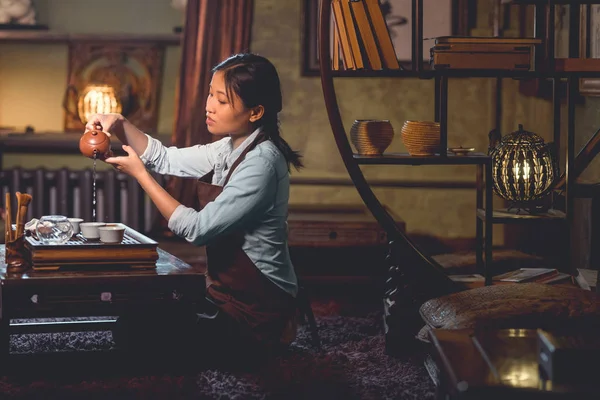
[1,296,436,400]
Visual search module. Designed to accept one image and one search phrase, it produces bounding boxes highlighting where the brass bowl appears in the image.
[448,146,475,155]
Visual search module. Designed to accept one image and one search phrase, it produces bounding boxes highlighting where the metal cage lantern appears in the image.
[489,124,557,206]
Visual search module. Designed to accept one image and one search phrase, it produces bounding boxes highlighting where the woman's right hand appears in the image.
[84,113,126,142]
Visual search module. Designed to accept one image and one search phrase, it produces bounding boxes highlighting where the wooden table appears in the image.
[429,328,600,399]
[0,245,206,356]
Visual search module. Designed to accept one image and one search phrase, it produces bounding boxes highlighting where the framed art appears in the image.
[63,41,165,132]
[580,4,600,96]
[301,0,473,76]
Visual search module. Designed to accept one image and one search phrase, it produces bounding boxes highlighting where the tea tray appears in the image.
[24,223,159,271]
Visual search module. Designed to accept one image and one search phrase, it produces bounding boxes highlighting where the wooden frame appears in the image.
[580,4,600,96]
[63,41,165,133]
[301,0,474,76]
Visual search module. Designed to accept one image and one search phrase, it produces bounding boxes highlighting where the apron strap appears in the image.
[223,132,268,186]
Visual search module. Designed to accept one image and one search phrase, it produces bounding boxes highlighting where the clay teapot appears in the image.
[79,129,112,160]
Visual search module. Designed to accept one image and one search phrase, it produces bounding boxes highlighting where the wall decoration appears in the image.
[63,41,165,133]
[0,0,36,26]
[301,0,473,76]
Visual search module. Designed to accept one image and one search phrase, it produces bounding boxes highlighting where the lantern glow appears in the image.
[77,84,122,124]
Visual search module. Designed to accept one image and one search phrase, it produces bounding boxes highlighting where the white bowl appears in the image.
[80,222,106,240]
[98,226,125,244]
[68,218,84,235]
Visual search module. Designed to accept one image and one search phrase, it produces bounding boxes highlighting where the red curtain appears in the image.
[155,0,254,235]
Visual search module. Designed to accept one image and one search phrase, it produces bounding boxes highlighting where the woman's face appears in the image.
[205,71,253,136]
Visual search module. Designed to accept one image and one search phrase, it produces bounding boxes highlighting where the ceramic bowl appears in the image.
[350,120,394,155]
[98,226,126,244]
[68,218,84,236]
[80,222,107,240]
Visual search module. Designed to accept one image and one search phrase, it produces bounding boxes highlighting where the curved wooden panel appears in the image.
[317,0,455,289]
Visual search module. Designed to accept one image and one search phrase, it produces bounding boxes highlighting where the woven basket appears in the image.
[350,120,394,155]
[401,121,441,156]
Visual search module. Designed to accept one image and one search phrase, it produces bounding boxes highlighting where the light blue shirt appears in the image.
[140,129,298,297]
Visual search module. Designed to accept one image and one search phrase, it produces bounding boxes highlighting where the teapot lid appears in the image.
[82,129,109,144]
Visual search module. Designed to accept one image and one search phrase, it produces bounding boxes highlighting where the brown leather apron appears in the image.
[196,133,296,347]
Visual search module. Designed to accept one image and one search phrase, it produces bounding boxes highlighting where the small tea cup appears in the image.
[68,218,84,236]
[80,222,107,240]
[98,226,125,244]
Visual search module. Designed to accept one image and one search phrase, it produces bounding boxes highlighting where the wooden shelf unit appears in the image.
[328,63,600,78]
[354,152,489,165]
[317,0,598,354]
[476,208,567,224]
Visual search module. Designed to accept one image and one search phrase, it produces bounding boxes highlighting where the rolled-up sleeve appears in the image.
[139,134,228,178]
[167,154,276,246]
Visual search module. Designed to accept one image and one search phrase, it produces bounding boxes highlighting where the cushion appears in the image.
[419,283,600,330]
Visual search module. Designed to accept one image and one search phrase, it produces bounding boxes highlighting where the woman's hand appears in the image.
[84,113,126,142]
[104,145,147,180]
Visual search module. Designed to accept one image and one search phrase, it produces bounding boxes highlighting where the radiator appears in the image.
[0,167,168,234]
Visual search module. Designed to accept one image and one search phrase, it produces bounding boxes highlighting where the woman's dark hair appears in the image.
[212,53,303,171]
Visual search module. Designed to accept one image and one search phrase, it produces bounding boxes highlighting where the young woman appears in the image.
[86,53,303,358]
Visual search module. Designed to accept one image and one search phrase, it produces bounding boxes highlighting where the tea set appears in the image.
[26,216,126,245]
[22,126,124,245]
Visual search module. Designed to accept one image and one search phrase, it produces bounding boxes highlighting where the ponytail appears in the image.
[261,114,303,171]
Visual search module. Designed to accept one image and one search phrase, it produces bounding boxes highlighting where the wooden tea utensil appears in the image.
[15,192,32,240]
[5,192,12,242]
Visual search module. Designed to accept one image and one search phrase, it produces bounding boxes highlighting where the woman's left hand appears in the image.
[104,145,147,179]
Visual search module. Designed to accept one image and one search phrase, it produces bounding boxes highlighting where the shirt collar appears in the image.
[225,127,262,167]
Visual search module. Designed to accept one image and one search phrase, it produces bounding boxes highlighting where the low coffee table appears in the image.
[0,245,206,357]
[429,328,600,399]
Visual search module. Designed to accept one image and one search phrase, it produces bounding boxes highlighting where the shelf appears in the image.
[330,69,536,79]
[0,132,171,155]
[354,152,490,166]
[502,0,600,4]
[329,62,600,79]
[0,30,181,45]
[476,208,566,224]
[554,58,600,73]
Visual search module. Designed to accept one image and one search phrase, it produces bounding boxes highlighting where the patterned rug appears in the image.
[1,298,436,399]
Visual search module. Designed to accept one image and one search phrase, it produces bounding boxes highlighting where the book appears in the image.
[575,268,597,291]
[535,272,572,285]
[449,274,485,283]
[340,0,364,69]
[349,0,383,70]
[449,274,485,289]
[363,0,400,69]
[332,15,341,70]
[332,0,356,69]
[493,268,557,283]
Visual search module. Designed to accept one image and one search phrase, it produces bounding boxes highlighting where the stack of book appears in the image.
[330,0,400,70]
[450,268,572,289]
[575,268,598,291]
